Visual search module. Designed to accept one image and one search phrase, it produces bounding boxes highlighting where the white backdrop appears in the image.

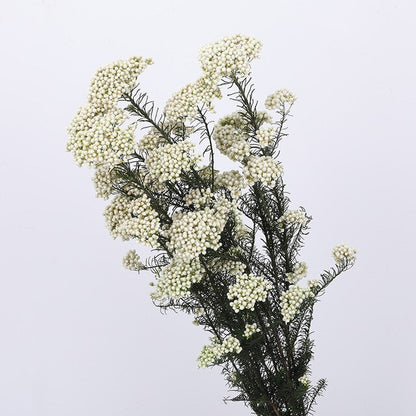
[1,1,415,415]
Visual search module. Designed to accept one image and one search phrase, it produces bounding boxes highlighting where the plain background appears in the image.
[1,1,415,415]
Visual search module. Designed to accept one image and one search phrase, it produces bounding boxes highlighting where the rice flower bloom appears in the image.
[215,170,246,200]
[298,375,310,387]
[213,112,250,162]
[244,156,283,187]
[265,89,296,110]
[256,125,275,148]
[154,260,204,299]
[146,140,200,183]
[332,244,357,264]
[243,323,260,339]
[167,202,231,262]
[197,335,242,368]
[280,284,314,323]
[137,128,165,153]
[164,76,221,122]
[228,273,272,312]
[67,107,135,167]
[67,56,152,167]
[92,165,113,199]
[184,188,214,209]
[122,250,144,271]
[286,262,308,284]
[278,209,308,229]
[88,56,153,112]
[104,194,160,247]
[199,34,262,78]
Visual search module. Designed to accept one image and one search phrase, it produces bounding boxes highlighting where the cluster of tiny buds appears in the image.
[243,323,260,339]
[153,260,204,299]
[244,156,283,187]
[222,335,242,354]
[167,202,230,262]
[265,89,297,110]
[213,114,250,162]
[215,170,246,200]
[298,375,310,387]
[137,128,165,153]
[227,273,272,313]
[286,262,308,284]
[67,107,135,168]
[103,194,161,247]
[184,188,213,208]
[256,125,275,148]
[199,34,262,78]
[88,56,153,112]
[307,279,320,293]
[214,260,246,277]
[165,35,263,124]
[280,284,314,323]
[120,195,161,247]
[67,57,152,168]
[278,209,308,229]
[122,250,144,271]
[104,194,133,239]
[332,244,357,264]
[197,335,242,368]
[164,76,221,123]
[92,165,113,199]
[146,140,200,183]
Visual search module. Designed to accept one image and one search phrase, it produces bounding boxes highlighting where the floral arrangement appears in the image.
[67,34,356,416]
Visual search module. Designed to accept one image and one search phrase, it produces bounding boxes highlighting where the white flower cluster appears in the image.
[103,194,131,238]
[227,273,272,312]
[215,170,246,200]
[222,335,242,354]
[122,195,161,246]
[137,128,165,152]
[104,194,160,246]
[67,107,136,167]
[146,140,200,183]
[164,76,221,122]
[122,249,144,271]
[184,188,213,208]
[92,165,113,199]
[243,323,260,339]
[221,260,246,276]
[332,244,357,264]
[164,34,262,124]
[278,210,307,229]
[256,125,275,148]
[286,262,308,284]
[88,56,153,112]
[197,335,242,368]
[197,342,223,368]
[167,203,230,262]
[265,89,296,110]
[213,113,250,162]
[154,260,204,299]
[280,284,314,323]
[244,156,283,187]
[298,375,310,387]
[257,110,273,125]
[307,279,320,292]
[209,259,246,277]
[199,34,262,78]
[67,57,152,167]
